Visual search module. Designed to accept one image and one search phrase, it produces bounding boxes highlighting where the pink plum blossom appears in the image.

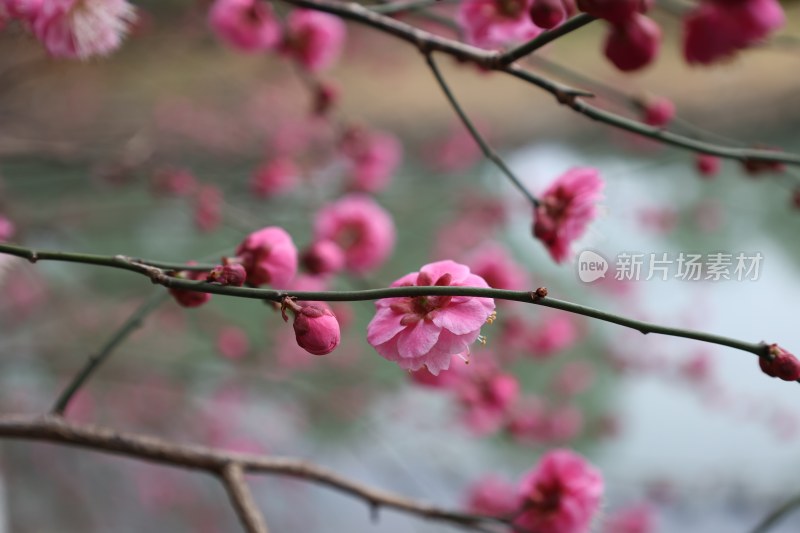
[2,0,42,22]
[251,157,300,199]
[408,354,467,387]
[32,0,136,59]
[529,0,566,29]
[169,265,212,308]
[313,194,395,274]
[285,301,341,356]
[604,14,661,72]
[281,9,346,73]
[236,226,298,287]
[695,154,721,178]
[641,96,675,127]
[533,167,603,263]
[514,449,604,533]
[456,359,520,435]
[0,215,15,241]
[527,314,580,358]
[216,326,250,360]
[683,0,784,65]
[206,261,247,287]
[466,242,528,292]
[341,126,403,193]
[457,0,542,48]
[465,475,518,516]
[301,239,345,276]
[602,503,658,533]
[367,260,496,375]
[208,0,281,53]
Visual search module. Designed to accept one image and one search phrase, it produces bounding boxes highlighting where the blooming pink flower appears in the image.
[208,0,281,53]
[2,0,42,22]
[577,0,649,24]
[251,157,299,199]
[194,184,223,233]
[533,167,603,263]
[641,96,675,127]
[527,314,580,357]
[683,0,784,65]
[285,301,341,355]
[514,449,603,533]
[367,260,496,374]
[313,194,395,274]
[301,239,345,276]
[604,14,660,72]
[466,242,529,292]
[216,326,250,360]
[236,226,298,287]
[457,0,542,48]
[32,0,136,59]
[281,9,346,72]
[759,344,800,382]
[529,0,566,29]
[695,154,721,178]
[465,475,518,516]
[0,215,15,241]
[602,503,658,533]
[341,126,403,193]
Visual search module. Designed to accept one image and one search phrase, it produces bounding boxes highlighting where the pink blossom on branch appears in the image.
[284,301,341,356]
[604,14,661,72]
[313,194,395,274]
[514,449,604,533]
[759,344,800,382]
[208,0,281,53]
[250,157,300,199]
[533,167,603,264]
[32,0,136,60]
[457,0,542,48]
[529,0,566,30]
[367,260,496,375]
[456,359,520,435]
[281,9,346,73]
[235,226,298,287]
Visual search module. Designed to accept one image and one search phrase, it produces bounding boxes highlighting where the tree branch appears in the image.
[751,493,800,533]
[498,13,597,65]
[221,463,270,533]
[0,415,505,532]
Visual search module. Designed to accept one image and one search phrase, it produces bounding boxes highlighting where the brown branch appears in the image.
[221,463,270,533]
[0,415,505,532]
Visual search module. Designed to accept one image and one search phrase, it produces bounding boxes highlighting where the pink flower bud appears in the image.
[280,9,346,73]
[0,215,15,242]
[759,344,800,382]
[169,265,211,308]
[206,262,247,286]
[641,96,675,127]
[530,0,566,29]
[208,0,281,53]
[301,239,345,276]
[695,154,721,178]
[604,14,661,72]
[236,226,298,287]
[291,304,341,355]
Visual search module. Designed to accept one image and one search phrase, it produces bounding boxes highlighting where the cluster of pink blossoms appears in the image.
[1,0,136,59]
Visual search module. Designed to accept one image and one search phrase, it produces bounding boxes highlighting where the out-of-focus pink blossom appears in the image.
[695,154,721,178]
[151,166,197,197]
[367,260,495,374]
[341,126,403,193]
[602,502,658,533]
[0,215,15,241]
[637,207,678,235]
[641,96,675,127]
[193,184,223,233]
[527,314,580,358]
[216,326,250,360]
[529,0,566,29]
[515,449,603,533]
[553,361,595,397]
[683,0,784,65]
[286,302,341,356]
[464,475,518,516]
[32,0,136,59]
[2,0,42,21]
[541,404,584,442]
[577,0,649,24]
[457,0,542,48]
[208,0,281,53]
[466,242,529,292]
[281,9,346,72]
[313,194,395,274]
[680,351,713,384]
[312,81,339,116]
[425,123,484,174]
[533,167,603,263]
[251,157,299,199]
[301,239,345,276]
[759,344,800,382]
[169,265,212,308]
[604,14,661,72]
[456,361,520,435]
[408,354,468,388]
[236,226,298,287]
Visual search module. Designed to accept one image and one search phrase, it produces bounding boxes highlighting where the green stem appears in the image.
[425,53,540,208]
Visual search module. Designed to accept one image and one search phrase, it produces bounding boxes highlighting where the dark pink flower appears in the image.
[2,0,42,21]
[169,266,212,308]
[281,9,346,72]
[341,126,403,193]
[641,96,675,127]
[602,503,658,533]
[301,239,345,276]
[313,194,395,274]
[457,0,542,48]
[216,326,250,360]
[32,0,136,59]
[529,0,566,29]
[286,302,341,355]
[465,475,518,516]
[695,154,721,178]
[683,0,784,65]
[206,261,247,286]
[759,344,800,382]
[208,0,281,53]
[604,14,661,72]
[367,260,496,374]
[514,449,603,533]
[236,226,298,287]
[533,167,603,263]
[251,157,299,199]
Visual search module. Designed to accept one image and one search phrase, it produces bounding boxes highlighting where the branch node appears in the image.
[531,287,548,301]
[28,251,38,263]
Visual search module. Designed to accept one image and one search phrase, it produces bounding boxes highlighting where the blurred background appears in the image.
[1,1,800,532]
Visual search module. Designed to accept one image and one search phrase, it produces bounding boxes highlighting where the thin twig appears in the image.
[221,463,270,533]
[0,415,505,532]
[750,493,800,533]
[0,243,775,364]
[498,14,597,65]
[425,52,540,207]
[50,291,169,415]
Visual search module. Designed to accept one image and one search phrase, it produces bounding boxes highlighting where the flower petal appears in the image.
[432,298,493,335]
[367,308,406,345]
[396,319,441,358]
